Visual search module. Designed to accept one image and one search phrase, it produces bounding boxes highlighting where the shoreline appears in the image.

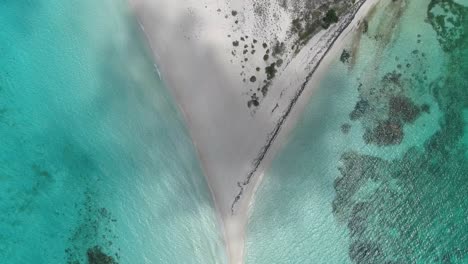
[231,0,371,214]
[128,0,381,263]
[133,18,231,262]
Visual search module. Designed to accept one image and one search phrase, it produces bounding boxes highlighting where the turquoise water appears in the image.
[0,1,225,263]
[246,0,467,263]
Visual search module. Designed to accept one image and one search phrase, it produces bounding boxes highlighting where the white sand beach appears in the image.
[129,0,380,263]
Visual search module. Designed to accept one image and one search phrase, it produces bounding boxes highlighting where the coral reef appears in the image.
[333,1,468,262]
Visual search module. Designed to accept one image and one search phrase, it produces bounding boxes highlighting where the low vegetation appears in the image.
[322,9,339,29]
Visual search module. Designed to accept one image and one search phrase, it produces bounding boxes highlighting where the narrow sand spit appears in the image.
[129,0,381,263]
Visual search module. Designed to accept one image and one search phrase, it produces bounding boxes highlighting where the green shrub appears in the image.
[322,9,339,29]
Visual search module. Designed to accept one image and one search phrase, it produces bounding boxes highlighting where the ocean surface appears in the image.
[246,0,467,263]
[0,1,225,263]
[2,0,467,263]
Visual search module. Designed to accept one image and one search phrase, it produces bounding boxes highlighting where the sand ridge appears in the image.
[129,0,381,262]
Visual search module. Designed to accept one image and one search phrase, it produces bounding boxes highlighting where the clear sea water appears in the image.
[246,0,467,263]
[0,1,225,263]
[2,0,467,263]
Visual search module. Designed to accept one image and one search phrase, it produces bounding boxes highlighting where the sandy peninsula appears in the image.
[129,0,381,263]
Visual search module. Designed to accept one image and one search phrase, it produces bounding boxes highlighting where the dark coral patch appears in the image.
[389,96,421,123]
[332,152,387,221]
[350,99,370,121]
[382,71,402,86]
[341,123,351,134]
[421,103,430,113]
[347,202,370,236]
[87,246,118,264]
[349,241,384,264]
[364,119,404,146]
[340,49,351,63]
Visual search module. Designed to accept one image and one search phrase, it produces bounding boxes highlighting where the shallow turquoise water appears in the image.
[0,1,225,263]
[246,0,467,263]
